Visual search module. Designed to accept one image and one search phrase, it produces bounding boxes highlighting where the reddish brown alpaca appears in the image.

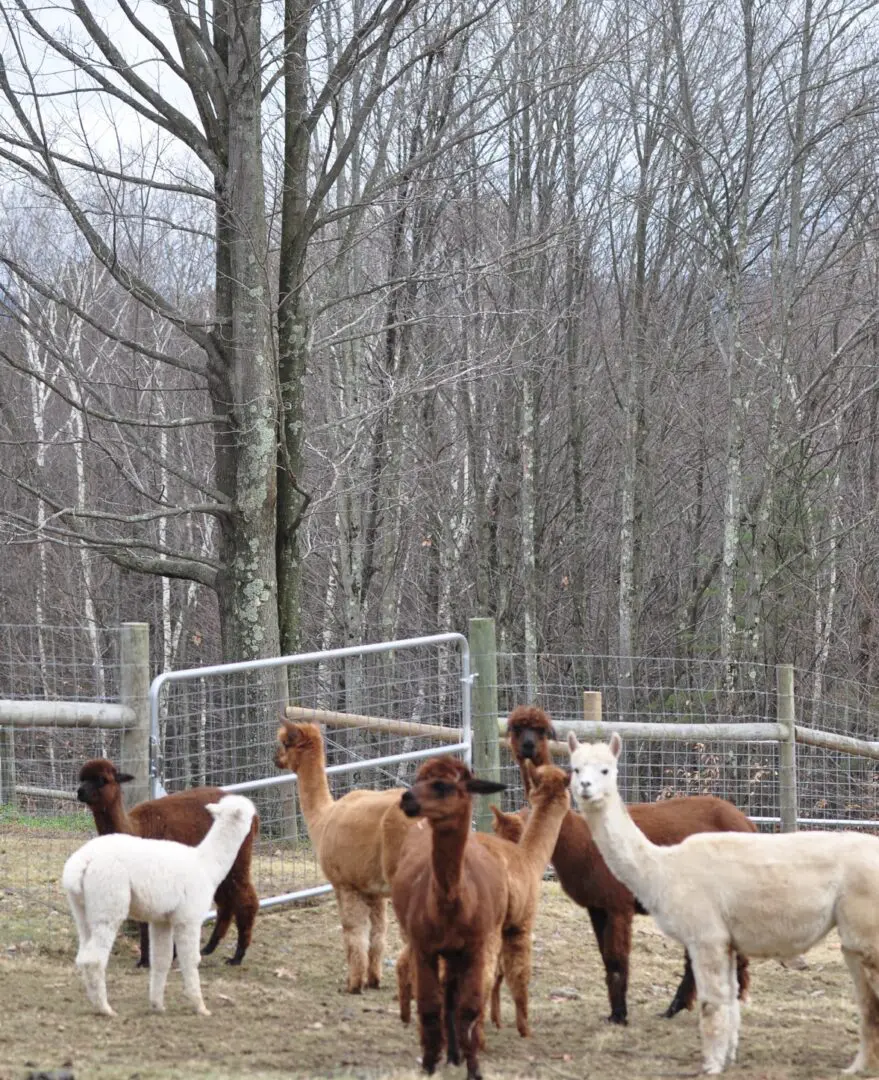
[395,761,572,1042]
[392,757,508,1080]
[503,705,755,1024]
[76,759,259,966]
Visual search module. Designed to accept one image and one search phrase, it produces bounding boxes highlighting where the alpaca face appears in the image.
[567,732,622,811]
[207,794,257,830]
[76,760,133,806]
[274,721,320,771]
[400,757,506,823]
[506,705,556,764]
[528,763,571,807]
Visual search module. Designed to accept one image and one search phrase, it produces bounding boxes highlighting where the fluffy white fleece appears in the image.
[63,793,256,1017]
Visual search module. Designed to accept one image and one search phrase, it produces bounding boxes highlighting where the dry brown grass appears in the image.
[0,829,864,1080]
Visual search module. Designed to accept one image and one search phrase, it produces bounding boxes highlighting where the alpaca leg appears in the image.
[200,903,233,957]
[664,948,697,1018]
[174,922,210,1016]
[444,956,462,1066]
[336,887,370,993]
[842,949,879,1075]
[488,935,503,1032]
[148,922,174,1013]
[454,956,486,1080]
[77,920,121,1017]
[414,952,443,1075]
[137,921,151,967]
[726,947,740,1065]
[366,896,387,988]
[501,928,532,1038]
[397,943,413,1024]
[735,951,750,1004]
[690,943,735,1076]
[600,911,633,1025]
[227,880,259,965]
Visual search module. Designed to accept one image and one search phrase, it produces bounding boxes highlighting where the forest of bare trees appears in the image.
[1,0,878,694]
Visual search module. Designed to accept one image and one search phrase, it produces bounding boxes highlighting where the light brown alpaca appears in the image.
[395,761,571,1041]
[391,756,509,1080]
[274,720,411,992]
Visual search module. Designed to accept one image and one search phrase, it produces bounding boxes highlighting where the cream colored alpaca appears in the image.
[274,720,413,992]
[568,732,879,1077]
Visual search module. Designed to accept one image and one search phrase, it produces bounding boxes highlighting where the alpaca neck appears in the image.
[429,812,470,909]
[294,745,335,842]
[585,790,665,912]
[197,820,249,888]
[520,794,569,877]
[90,790,135,836]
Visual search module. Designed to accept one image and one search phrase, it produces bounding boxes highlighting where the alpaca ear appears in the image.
[548,725,557,740]
[206,802,221,818]
[609,732,622,759]
[567,731,579,753]
[466,778,507,796]
[116,772,135,784]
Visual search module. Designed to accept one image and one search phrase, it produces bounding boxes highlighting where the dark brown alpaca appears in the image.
[392,757,508,1080]
[76,758,259,966]
[503,705,755,1024]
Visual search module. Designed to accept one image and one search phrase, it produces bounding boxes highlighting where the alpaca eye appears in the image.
[601,768,609,776]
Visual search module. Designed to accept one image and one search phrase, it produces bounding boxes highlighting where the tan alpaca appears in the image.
[568,731,879,1076]
[274,720,412,992]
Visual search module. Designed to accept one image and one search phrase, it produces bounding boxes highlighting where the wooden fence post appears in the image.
[583,690,603,728]
[0,725,14,806]
[777,663,798,832]
[120,623,151,808]
[470,617,500,833]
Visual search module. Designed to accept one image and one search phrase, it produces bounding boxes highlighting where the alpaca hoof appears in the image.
[151,1002,166,1013]
[517,1023,531,1038]
[136,958,150,969]
[99,1005,117,1017]
[447,1049,462,1066]
[347,985,364,994]
[367,976,381,989]
[606,1012,628,1026]
[201,943,218,957]
[225,955,244,966]
[197,1005,211,1017]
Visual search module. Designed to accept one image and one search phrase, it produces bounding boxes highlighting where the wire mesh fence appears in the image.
[151,634,471,905]
[4,628,879,923]
[493,653,879,827]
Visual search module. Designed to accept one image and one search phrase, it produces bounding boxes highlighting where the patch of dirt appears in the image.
[0,845,864,1080]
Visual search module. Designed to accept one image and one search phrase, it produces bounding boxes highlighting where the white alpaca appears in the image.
[62,793,257,1018]
[568,732,879,1076]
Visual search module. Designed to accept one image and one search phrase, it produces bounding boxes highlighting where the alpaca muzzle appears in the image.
[400,790,421,818]
[519,734,537,759]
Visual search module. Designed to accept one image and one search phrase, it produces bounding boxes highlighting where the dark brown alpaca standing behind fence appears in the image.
[392,756,508,1080]
[76,758,259,966]
[502,705,755,1024]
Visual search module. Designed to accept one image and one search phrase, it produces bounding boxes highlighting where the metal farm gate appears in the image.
[147,633,472,910]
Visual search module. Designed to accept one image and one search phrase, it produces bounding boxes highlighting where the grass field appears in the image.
[0,828,865,1080]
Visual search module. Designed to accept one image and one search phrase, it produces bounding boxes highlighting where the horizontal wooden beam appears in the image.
[495,716,784,750]
[14,784,77,801]
[795,725,879,762]
[0,700,136,729]
[283,705,462,744]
